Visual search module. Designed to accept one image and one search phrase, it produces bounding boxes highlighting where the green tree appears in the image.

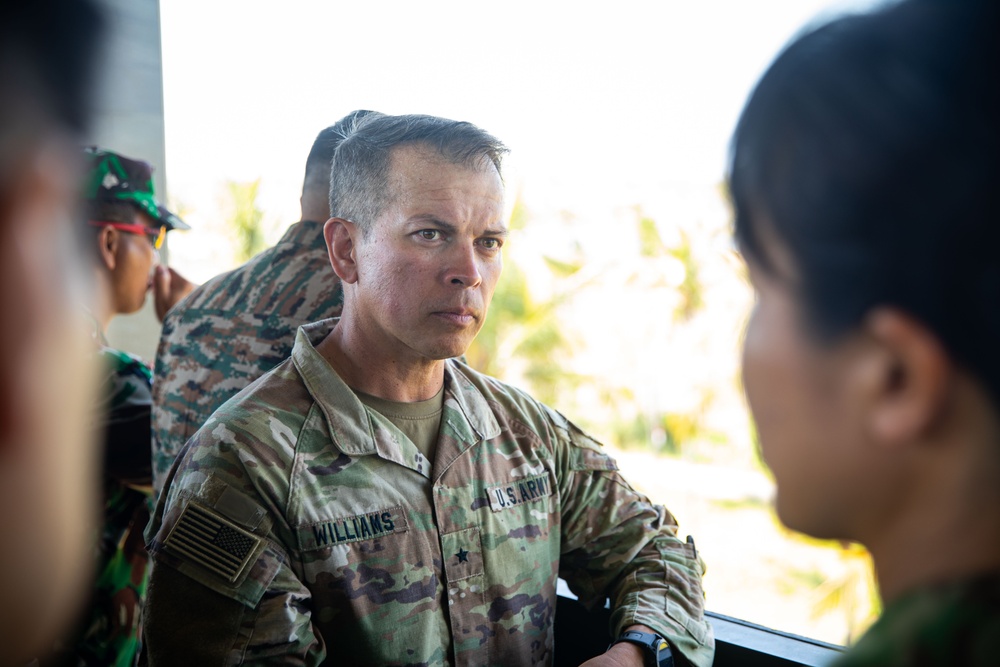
[225,179,266,263]
[667,229,704,322]
[465,195,588,406]
[810,542,882,644]
[634,211,704,322]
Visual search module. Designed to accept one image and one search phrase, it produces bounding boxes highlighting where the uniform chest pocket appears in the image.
[293,507,441,641]
[293,506,436,606]
[483,473,554,551]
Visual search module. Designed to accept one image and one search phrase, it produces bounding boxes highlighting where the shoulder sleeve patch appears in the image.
[164,502,262,584]
[565,421,619,472]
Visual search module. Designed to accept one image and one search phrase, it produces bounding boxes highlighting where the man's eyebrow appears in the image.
[406,215,509,237]
[483,226,509,238]
[407,215,456,233]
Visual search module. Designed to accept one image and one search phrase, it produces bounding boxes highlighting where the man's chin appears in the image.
[424,340,473,362]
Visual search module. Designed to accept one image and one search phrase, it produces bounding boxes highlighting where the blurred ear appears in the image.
[324,217,359,284]
[97,225,119,272]
[860,308,951,448]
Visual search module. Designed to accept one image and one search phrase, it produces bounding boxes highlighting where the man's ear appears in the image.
[97,226,119,272]
[324,217,359,284]
[860,308,951,448]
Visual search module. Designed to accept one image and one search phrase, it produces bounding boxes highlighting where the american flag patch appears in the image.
[164,502,262,583]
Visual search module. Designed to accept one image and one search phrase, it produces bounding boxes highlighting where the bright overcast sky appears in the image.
[160,0,881,236]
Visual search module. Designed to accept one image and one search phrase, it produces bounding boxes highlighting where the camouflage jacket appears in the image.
[832,573,1000,667]
[59,345,153,667]
[145,320,713,667]
[151,220,342,496]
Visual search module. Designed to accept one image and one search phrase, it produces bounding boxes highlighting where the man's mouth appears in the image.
[433,309,477,326]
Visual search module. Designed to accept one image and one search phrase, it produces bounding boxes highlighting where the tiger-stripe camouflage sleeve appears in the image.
[151,220,342,496]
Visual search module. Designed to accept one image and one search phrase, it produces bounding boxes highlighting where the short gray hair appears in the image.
[329,114,509,232]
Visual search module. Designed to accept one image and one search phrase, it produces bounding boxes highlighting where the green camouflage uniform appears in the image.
[144,320,713,667]
[61,147,185,666]
[60,342,154,667]
[832,574,1000,667]
[151,220,342,496]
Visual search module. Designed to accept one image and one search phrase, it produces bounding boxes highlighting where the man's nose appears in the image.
[445,242,482,288]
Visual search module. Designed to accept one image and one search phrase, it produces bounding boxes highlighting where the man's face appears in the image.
[348,144,506,364]
[110,209,159,315]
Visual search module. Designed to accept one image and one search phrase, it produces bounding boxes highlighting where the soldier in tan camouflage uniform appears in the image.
[730,1,1000,665]
[151,110,378,497]
[144,114,713,666]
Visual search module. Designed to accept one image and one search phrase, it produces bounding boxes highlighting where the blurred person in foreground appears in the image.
[144,113,713,666]
[731,0,1000,664]
[0,0,105,663]
[49,148,190,666]
[150,110,377,497]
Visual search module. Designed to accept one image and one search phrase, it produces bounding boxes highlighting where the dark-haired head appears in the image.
[0,0,103,173]
[730,0,1000,403]
[302,109,381,213]
[329,114,509,235]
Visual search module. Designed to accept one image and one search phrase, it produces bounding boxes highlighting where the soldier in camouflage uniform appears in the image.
[151,110,378,497]
[65,344,155,667]
[729,1,1000,665]
[58,148,190,666]
[144,114,713,666]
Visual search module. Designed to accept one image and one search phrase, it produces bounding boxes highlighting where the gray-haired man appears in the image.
[145,113,713,667]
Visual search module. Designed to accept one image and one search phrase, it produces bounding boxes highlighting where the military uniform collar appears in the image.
[278,219,328,251]
[291,319,501,459]
[440,361,502,444]
[83,306,109,347]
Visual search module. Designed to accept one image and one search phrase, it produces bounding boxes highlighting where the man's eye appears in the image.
[480,238,503,250]
[418,230,441,240]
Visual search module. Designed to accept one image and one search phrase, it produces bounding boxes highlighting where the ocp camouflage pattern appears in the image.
[832,573,1000,667]
[151,220,342,495]
[145,320,714,666]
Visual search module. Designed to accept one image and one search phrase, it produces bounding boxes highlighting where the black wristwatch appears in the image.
[610,629,674,667]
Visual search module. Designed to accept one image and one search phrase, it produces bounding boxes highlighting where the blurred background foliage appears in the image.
[468,194,720,455]
[213,178,879,644]
[462,188,880,643]
[226,179,267,263]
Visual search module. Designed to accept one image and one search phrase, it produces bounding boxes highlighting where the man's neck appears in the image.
[868,498,1000,605]
[315,321,446,402]
[299,194,329,226]
[92,273,114,335]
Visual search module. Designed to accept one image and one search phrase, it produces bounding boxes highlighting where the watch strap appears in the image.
[610,629,674,667]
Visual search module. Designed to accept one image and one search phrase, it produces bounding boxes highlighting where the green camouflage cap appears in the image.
[83,147,190,231]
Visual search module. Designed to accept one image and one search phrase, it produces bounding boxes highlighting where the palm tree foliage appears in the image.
[225,179,266,263]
